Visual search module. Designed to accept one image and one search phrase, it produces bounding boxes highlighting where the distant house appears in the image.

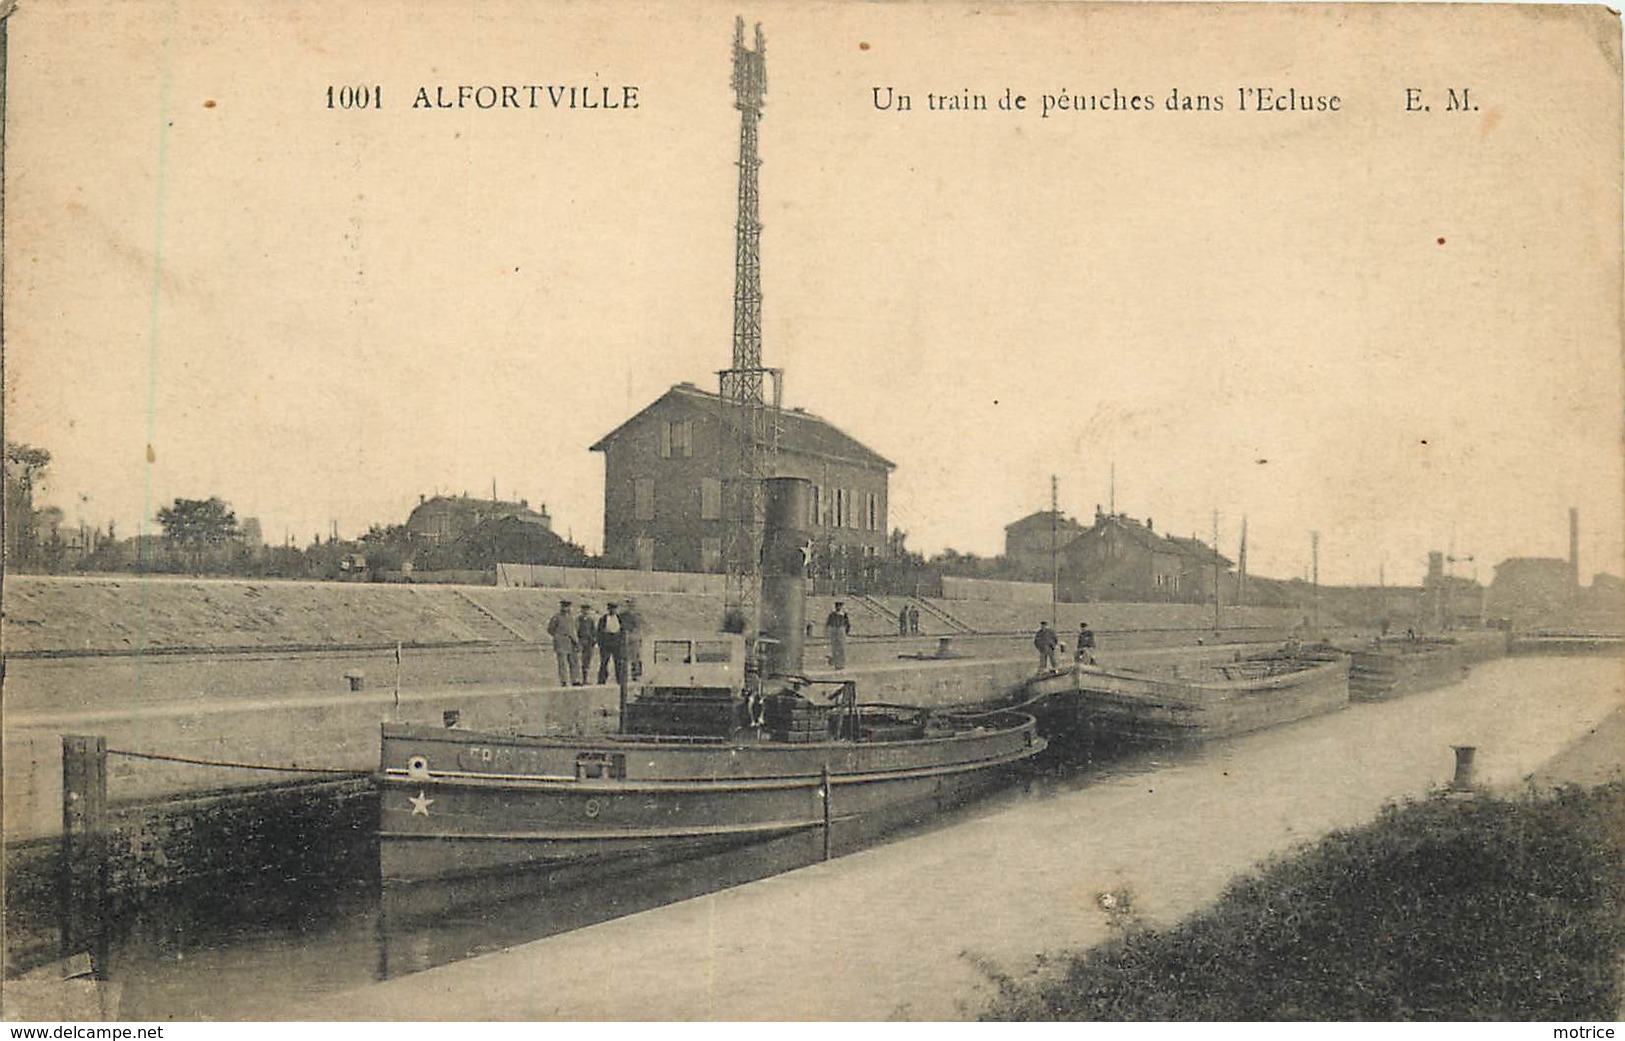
[590,382,893,573]
[1486,563,1625,633]
[405,494,551,544]
[453,515,589,569]
[1003,510,1087,581]
[1588,573,1625,598]
[1058,509,1232,604]
[1486,556,1576,628]
[1573,573,1625,632]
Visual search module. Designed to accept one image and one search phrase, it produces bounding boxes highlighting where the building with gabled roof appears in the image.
[590,382,893,573]
[1004,510,1088,581]
[405,494,551,544]
[1057,508,1233,603]
[1164,533,1234,570]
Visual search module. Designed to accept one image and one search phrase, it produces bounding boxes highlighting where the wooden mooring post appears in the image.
[60,734,109,978]
[820,762,832,861]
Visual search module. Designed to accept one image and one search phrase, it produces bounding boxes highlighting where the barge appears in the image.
[1348,636,1469,701]
[1011,651,1351,746]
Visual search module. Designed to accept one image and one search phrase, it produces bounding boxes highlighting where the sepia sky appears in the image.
[6,1,1622,586]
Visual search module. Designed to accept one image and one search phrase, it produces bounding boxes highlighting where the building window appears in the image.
[865,492,878,531]
[809,484,822,528]
[635,537,655,571]
[701,537,722,572]
[845,488,858,529]
[634,478,655,521]
[659,419,693,459]
[701,477,722,521]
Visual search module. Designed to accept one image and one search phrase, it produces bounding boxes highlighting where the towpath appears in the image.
[305,656,1621,1021]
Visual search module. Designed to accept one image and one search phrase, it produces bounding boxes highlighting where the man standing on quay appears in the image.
[597,602,625,685]
[576,602,598,686]
[547,598,579,687]
[1034,619,1059,673]
[1075,620,1096,665]
[826,600,852,670]
[621,597,645,683]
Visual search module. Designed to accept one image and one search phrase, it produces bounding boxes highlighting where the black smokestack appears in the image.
[1570,507,1580,586]
[761,477,811,677]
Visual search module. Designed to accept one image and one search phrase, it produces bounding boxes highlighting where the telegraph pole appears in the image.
[1212,508,1221,633]
[1237,515,1248,607]
[1311,530,1321,636]
[1050,475,1059,627]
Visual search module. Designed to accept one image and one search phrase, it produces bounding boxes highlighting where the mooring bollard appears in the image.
[60,734,109,978]
[1450,745,1478,792]
[936,636,955,658]
[344,670,365,692]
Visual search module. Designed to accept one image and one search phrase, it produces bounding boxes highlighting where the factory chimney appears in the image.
[1569,507,1579,587]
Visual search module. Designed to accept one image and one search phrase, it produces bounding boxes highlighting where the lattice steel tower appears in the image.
[719,16,781,636]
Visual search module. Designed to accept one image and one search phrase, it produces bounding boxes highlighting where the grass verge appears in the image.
[984,782,1625,1020]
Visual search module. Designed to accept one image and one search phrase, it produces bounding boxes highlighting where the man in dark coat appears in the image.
[1034,620,1059,673]
[576,602,598,686]
[825,601,852,669]
[621,597,645,682]
[546,599,579,686]
[1074,620,1096,665]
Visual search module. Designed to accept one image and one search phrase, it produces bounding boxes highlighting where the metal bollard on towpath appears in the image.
[1449,745,1478,792]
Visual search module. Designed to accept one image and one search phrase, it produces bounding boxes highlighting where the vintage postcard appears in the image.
[3,0,1622,1026]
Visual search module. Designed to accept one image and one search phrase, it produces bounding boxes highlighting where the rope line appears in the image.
[946,677,1069,720]
[106,748,366,776]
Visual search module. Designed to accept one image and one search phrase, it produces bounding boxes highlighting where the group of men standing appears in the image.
[546,597,642,687]
[1034,619,1095,673]
[896,604,921,635]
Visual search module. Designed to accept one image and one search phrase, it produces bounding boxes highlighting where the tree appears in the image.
[156,496,240,571]
[357,523,412,572]
[6,441,51,483]
[4,441,52,568]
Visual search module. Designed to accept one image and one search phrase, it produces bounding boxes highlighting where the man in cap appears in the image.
[620,597,645,683]
[596,601,625,685]
[546,599,579,687]
[1074,620,1096,665]
[1034,619,1059,673]
[576,602,599,686]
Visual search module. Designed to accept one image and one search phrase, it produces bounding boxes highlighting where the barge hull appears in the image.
[378,719,1043,882]
[1024,657,1350,746]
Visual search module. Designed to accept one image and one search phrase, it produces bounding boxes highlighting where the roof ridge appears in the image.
[593,383,893,469]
